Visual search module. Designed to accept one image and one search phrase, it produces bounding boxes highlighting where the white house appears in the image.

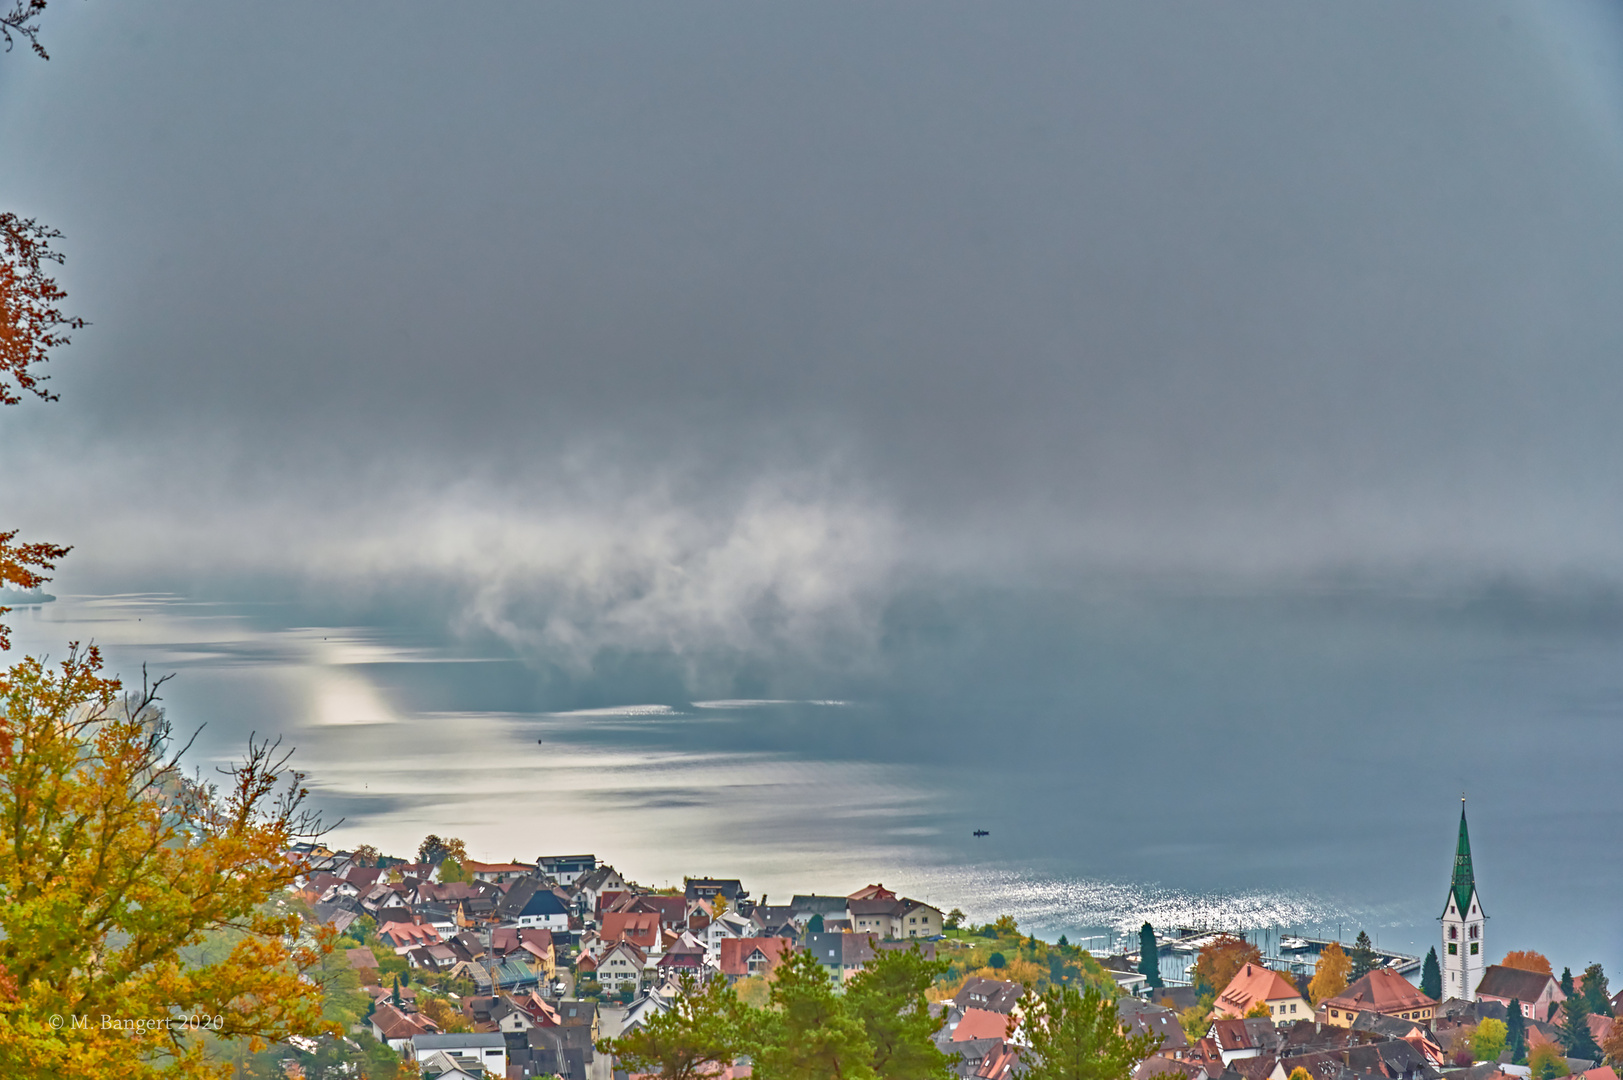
[410,1033,507,1075]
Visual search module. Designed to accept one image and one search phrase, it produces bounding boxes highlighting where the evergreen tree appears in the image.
[1059,935,1070,949]
[1506,1000,1527,1063]
[808,913,824,934]
[748,949,877,1080]
[1021,982,1164,1080]
[391,975,402,1007]
[845,944,955,1080]
[1349,932,1379,980]
[1559,990,1601,1061]
[596,973,746,1080]
[1581,963,1612,1017]
[1139,922,1163,989]
[1421,947,1442,1001]
[1562,967,1575,997]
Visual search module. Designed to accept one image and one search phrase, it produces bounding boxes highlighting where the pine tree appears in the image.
[1506,1000,1527,1063]
[1421,947,1442,1001]
[1349,932,1379,980]
[1021,982,1164,1080]
[845,944,956,1080]
[596,973,747,1080]
[1559,990,1601,1061]
[1562,967,1575,997]
[1139,923,1163,989]
[748,949,877,1080]
[391,975,402,1007]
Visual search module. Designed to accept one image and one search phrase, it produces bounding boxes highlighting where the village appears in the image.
[288,807,1623,1080]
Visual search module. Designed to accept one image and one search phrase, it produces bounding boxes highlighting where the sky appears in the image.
[3,1,1623,961]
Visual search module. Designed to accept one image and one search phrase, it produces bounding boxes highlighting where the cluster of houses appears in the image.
[1118,961,1622,1080]
[288,809,1619,1080]
[290,844,949,1079]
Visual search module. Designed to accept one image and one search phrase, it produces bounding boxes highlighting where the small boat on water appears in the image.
[1280,936,1312,951]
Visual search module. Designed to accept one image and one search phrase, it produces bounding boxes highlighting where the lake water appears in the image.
[6,580,1619,973]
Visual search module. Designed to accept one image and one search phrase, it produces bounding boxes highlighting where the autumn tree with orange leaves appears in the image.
[1192,934,1263,995]
[1502,951,1553,976]
[0,212,80,639]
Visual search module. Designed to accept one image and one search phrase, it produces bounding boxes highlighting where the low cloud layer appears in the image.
[3,0,1623,670]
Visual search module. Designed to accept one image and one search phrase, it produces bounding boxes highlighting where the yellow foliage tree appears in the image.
[712,893,729,918]
[1179,999,1213,1044]
[419,995,470,1033]
[1528,1041,1567,1080]
[971,958,1043,988]
[1289,1069,1314,1080]
[1246,1001,1273,1019]
[0,648,336,1077]
[735,975,772,1009]
[1602,1011,1623,1067]
[1309,942,1351,1005]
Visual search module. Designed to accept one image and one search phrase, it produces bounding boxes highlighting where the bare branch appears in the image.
[0,1,50,60]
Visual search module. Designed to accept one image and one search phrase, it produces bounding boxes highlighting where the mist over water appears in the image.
[9,576,1619,972]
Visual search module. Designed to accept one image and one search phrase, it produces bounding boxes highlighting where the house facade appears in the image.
[1317,969,1437,1027]
[1213,963,1311,1024]
[1476,964,1564,1020]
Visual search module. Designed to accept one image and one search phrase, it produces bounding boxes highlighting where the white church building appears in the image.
[1440,800,1486,1001]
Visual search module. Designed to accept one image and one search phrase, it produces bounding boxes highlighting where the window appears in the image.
[1448,943,1458,955]
[1449,926,1457,940]
[1469,925,1478,939]
[1291,1004,1297,1013]
[1471,943,1479,955]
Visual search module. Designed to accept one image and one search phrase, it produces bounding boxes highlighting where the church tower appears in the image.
[1439,799,1486,1001]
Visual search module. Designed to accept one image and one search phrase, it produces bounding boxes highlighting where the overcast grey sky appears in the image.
[9,4,1623,966]
[4,1,1623,651]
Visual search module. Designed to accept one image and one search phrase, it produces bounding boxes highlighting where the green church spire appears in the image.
[1451,798,1475,915]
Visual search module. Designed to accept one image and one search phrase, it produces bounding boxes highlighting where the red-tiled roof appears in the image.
[847,884,897,901]
[1476,965,1558,1004]
[379,921,441,946]
[1216,963,1303,1017]
[955,1008,1013,1042]
[977,1041,1020,1079]
[371,1002,438,1041]
[1321,968,1435,1015]
[717,937,794,978]
[601,912,662,947]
